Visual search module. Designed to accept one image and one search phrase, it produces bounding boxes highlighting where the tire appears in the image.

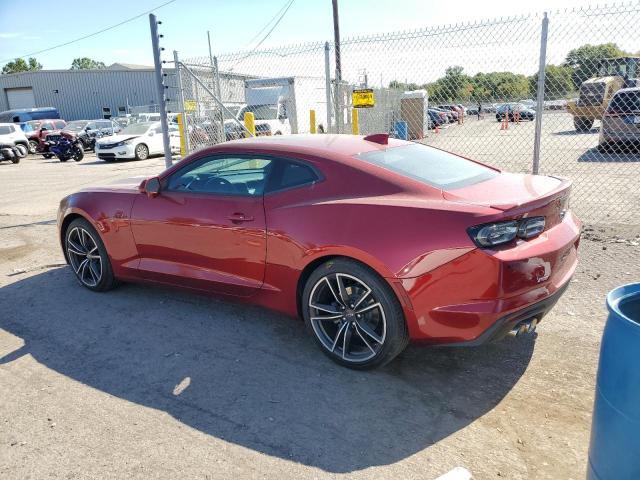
[64,218,117,292]
[302,258,409,369]
[574,117,594,132]
[59,157,68,163]
[73,145,84,162]
[28,140,39,154]
[9,152,20,164]
[134,143,149,160]
[15,144,28,157]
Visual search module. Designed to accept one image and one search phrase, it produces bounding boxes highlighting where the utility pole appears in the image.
[332,0,342,132]
[149,13,173,168]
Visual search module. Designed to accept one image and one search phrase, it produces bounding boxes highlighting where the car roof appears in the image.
[221,134,411,164]
[614,87,640,94]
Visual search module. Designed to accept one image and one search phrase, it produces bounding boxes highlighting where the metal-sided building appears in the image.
[0,63,250,121]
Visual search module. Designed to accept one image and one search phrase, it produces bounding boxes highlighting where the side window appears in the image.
[42,122,55,130]
[269,161,319,192]
[54,121,66,129]
[167,156,273,196]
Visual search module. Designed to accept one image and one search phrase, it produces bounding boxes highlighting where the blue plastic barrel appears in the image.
[588,283,640,480]
[395,121,408,140]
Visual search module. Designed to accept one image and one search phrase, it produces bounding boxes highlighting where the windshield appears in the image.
[237,104,278,121]
[355,143,498,190]
[608,91,640,113]
[121,124,151,135]
[65,121,88,131]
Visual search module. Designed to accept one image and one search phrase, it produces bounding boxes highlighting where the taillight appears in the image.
[517,217,546,239]
[468,221,518,247]
[468,216,546,248]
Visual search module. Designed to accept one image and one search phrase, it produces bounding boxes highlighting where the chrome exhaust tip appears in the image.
[508,317,539,337]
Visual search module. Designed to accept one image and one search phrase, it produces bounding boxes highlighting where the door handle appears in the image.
[227,213,254,223]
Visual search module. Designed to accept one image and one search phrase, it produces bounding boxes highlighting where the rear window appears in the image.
[0,125,13,134]
[608,91,640,113]
[355,143,497,190]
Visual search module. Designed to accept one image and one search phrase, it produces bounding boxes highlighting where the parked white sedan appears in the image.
[95,121,179,161]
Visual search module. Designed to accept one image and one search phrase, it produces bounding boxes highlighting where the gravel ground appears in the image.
[0,150,639,480]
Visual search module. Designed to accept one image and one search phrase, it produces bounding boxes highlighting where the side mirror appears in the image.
[41,127,48,132]
[85,126,92,131]
[140,177,161,198]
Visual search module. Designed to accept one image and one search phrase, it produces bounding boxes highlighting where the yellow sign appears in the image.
[184,99,197,112]
[352,89,374,108]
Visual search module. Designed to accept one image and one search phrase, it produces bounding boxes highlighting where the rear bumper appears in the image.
[443,280,570,346]
[401,212,580,344]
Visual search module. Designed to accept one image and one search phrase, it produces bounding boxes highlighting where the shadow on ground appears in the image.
[578,147,640,162]
[553,128,599,136]
[0,268,535,473]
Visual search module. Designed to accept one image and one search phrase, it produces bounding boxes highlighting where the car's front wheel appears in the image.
[28,140,39,154]
[303,258,409,369]
[65,218,117,292]
[135,143,149,160]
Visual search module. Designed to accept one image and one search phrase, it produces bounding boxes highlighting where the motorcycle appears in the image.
[44,132,84,162]
[0,143,27,164]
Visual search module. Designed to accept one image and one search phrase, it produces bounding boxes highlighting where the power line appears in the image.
[243,0,292,49]
[230,0,296,70]
[1,0,178,64]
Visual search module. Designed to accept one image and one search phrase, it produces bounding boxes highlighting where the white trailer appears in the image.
[241,77,328,135]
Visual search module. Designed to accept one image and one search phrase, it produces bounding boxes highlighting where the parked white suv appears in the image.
[95,121,179,161]
[0,123,29,151]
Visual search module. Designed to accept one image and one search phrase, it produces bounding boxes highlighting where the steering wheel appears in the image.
[202,176,233,192]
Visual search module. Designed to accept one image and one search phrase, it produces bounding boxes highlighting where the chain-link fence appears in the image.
[168,2,640,224]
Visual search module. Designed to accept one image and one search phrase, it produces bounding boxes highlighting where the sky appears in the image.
[0,0,595,71]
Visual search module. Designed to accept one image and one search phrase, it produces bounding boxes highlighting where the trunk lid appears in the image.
[444,172,571,227]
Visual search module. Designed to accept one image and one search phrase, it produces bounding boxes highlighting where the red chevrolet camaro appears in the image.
[57,134,580,369]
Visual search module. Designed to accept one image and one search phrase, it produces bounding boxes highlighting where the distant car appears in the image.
[24,119,66,154]
[0,107,60,127]
[0,122,29,153]
[62,119,121,151]
[520,99,536,110]
[496,103,536,122]
[599,87,640,151]
[427,109,446,128]
[95,121,179,161]
[431,107,456,123]
[437,105,462,120]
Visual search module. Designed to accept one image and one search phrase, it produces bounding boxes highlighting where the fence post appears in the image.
[324,42,333,133]
[173,50,191,155]
[213,56,224,143]
[532,12,549,175]
[149,13,173,168]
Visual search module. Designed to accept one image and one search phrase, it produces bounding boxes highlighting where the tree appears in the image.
[2,57,42,74]
[564,43,627,88]
[470,71,530,102]
[529,64,574,100]
[427,66,473,103]
[70,57,106,70]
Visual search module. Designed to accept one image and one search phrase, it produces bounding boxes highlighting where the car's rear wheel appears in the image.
[303,258,408,369]
[135,143,149,160]
[65,218,117,292]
